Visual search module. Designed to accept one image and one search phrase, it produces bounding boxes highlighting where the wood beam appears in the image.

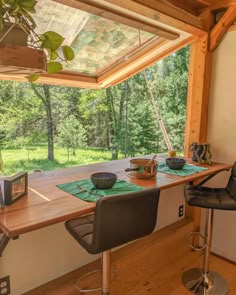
[103,36,195,88]
[98,38,169,84]
[209,5,236,51]
[199,8,215,31]
[184,34,212,156]
[0,72,100,89]
[197,0,211,5]
[53,0,179,40]
[165,0,209,16]
[184,34,212,237]
[54,0,205,37]
[133,0,202,26]
[130,0,205,33]
[211,0,236,10]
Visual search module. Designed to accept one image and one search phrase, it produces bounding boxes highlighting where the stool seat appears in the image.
[185,185,236,210]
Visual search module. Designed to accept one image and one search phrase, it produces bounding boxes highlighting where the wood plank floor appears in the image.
[24,219,236,295]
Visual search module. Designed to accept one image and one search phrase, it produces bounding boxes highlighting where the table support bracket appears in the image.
[0,234,10,257]
[198,168,230,186]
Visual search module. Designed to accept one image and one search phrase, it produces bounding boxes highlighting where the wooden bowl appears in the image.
[166,158,186,170]
[91,172,117,189]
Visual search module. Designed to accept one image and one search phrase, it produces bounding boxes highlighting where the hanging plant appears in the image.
[0,0,75,81]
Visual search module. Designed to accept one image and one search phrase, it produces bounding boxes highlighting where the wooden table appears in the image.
[0,156,232,239]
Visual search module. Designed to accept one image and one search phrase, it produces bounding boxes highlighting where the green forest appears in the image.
[0,47,189,176]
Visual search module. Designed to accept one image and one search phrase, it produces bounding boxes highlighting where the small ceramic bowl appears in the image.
[90,172,117,189]
[166,158,186,170]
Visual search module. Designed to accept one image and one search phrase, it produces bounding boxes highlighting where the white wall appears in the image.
[156,184,185,230]
[0,222,99,295]
[0,186,185,295]
[207,29,236,261]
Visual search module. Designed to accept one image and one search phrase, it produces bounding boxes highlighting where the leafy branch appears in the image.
[0,0,75,81]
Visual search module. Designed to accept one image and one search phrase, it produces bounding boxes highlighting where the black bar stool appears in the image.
[182,162,236,295]
[65,187,160,295]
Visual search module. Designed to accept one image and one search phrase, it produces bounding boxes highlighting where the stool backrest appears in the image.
[227,162,236,199]
[91,187,160,253]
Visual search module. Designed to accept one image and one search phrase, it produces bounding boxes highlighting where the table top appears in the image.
[0,155,232,238]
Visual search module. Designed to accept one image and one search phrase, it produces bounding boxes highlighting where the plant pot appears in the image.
[0,23,28,46]
[0,45,47,75]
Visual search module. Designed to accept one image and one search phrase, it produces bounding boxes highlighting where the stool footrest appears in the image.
[185,231,207,251]
[76,269,101,293]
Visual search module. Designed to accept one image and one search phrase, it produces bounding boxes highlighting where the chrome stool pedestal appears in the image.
[182,269,228,295]
[182,209,229,295]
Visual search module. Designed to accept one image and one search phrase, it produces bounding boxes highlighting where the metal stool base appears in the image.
[182,268,229,295]
[76,269,101,293]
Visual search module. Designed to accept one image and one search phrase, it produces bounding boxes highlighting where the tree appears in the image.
[57,115,87,160]
[31,84,55,160]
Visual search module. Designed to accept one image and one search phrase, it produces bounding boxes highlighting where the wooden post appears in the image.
[184,34,212,235]
[184,34,212,157]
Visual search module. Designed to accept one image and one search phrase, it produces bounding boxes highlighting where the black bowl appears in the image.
[166,157,186,170]
[90,172,117,189]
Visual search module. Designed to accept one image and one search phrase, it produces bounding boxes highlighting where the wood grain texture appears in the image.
[209,5,236,51]
[0,45,46,74]
[104,36,195,88]
[166,0,210,16]
[184,34,212,156]
[212,0,236,10]
[23,219,236,295]
[52,0,179,40]
[0,156,231,238]
[53,0,205,36]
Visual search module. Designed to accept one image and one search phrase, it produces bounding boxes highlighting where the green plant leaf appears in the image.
[26,73,40,82]
[9,3,19,15]
[0,14,4,31]
[47,61,63,74]
[50,51,58,61]
[18,0,37,11]
[2,0,14,6]
[62,45,75,61]
[41,31,64,51]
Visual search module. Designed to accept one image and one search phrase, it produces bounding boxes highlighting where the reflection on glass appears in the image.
[33,0,156,75]
[11,177,25,200]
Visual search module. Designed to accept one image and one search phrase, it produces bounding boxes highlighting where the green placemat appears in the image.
[157,162,208,176]
[57,179,143,202]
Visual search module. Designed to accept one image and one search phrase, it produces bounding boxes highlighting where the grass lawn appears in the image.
[1,147,121,176]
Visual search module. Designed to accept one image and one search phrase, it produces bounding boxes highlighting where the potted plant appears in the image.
[0,0,75,81]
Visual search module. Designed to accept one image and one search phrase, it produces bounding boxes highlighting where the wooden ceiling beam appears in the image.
[53,0,179,40]
[54,0,206,37]
[162,0,210,16]
[199,8,215,31]
[209,5,236,51]
[129,0,206,33]
[211,0,236,10]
